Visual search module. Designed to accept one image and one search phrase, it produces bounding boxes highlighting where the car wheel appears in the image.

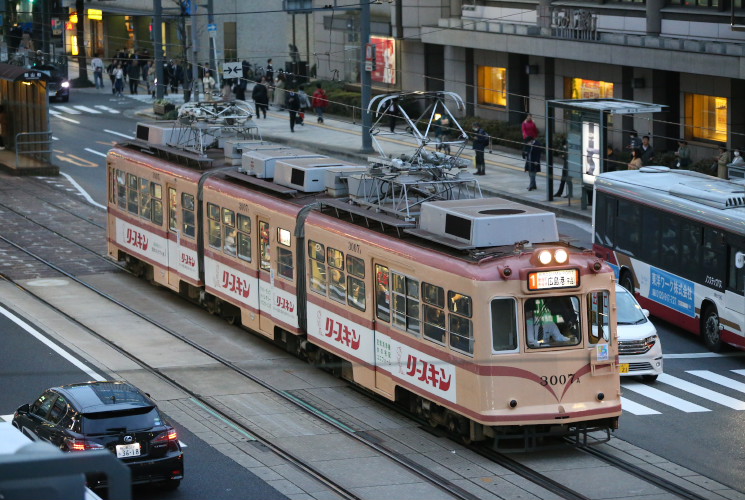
[620,270,635,295]
[61,95,69,103]
[641,374,658,383]
[702,306,724,352]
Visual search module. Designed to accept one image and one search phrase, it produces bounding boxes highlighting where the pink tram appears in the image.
[107,104,620,448]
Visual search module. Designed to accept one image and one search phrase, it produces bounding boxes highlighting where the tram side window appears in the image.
[347,255,365,311]
[222,208,236,256]
[139,178,152,221]
[259,221,271,271]
[277,228,293,280]
[525,297,580,348]
[616,199,640,256]
[116,170,126,210]
[327,247,346,303]
[127,174,138,214]
[448,291,473,354]
[391,272,420,335]
[587,290,610,344]
[491,298,517,351]
[308,240,326,295]
[182,193,195,238]
[237,213,252,262]
[375,265,390,322]
[422,283,445,344]
[207,203,221,249]
[168,188,177,232]
[150,183,163,225]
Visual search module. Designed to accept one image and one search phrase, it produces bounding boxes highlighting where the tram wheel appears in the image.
[702,306,724,352]
[619,270,635,294]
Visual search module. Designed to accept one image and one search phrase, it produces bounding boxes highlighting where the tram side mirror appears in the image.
[736,251,745,269]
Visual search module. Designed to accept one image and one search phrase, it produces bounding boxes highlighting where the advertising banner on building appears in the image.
[370,36,395,85]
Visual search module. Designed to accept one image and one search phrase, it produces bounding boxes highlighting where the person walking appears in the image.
[554,141,572,198]
[107,61,117,94]
[627,148,643,170]
[312,83,329,123]
[147,61,156,97]
[273,72,286,110]
[113,63,125,97]
[203,70,216,101]
[715,144,730,179]
[91,53,105,89]
[472,122,489,175]
[387,99,401,132]
[297,85,311,126]
[640,135,655,165]
[521,113,539,140]
[127,59,141,94]
[252,78,269,118]
[233,79,246,101]
[674,139,691,169]
[286,88,301,132]
[523,136,543,190]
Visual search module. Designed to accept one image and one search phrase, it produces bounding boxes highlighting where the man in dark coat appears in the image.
[251,77,269,118]
[471,123,489,175]
[523,136,543,191]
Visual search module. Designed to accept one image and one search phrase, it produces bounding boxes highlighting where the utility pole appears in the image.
[207,0,217,87]
[360,1,372,153]
[153,0,164,99]
[190,0,199,101]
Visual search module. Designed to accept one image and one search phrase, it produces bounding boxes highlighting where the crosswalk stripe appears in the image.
[53,105,82,114]
[621,397,661,415]
[657,373,745,410]
[1,414,13,422]
[622,381,710,412]
[732,369,745,378]
[73,105,101,114]
[688,370,745,394]
[94,105,120,114]
[49,109,60,115]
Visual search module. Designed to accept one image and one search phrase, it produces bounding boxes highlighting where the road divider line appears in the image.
[104,129,134,139]
[60,172,106,210]
[84,148,108,158]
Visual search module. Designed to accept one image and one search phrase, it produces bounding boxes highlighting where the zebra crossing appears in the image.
[49,104,120,116]
[622,369,745,415]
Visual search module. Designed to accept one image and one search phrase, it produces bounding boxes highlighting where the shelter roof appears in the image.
[0,63,46,83]
[548,98,666,115]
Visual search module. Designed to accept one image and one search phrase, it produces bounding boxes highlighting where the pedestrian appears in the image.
[640,135,655,165]
[202,70,216,101]
[626,130,642,152]
[107,61,117,94]
[297,85,311,126]
[714,144,730,179]
[605,145,618,172]
[554,141,572,198]
[731,149,744,166]
[233,80,246,101]
[674,139,691,169]
[434,114,451,154]
[147,62,156,97]
[127,59,140,94]
[312,83,329,123]
[273,72,286,110]
[91,53,104,89]
[169,60,182,94]
[387,99,401,132]
[265,59,274,87]
[286,88,301,132]
[113,63,125,97]
[221,79,233,100]
[627,148,642,170]
[471,122,489,175]
[252,78,269,118]
[523,136,543,190]
[521,113,539,140]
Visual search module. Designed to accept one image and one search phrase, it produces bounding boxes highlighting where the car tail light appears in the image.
[152,427,178,444]
[66,438,105,451]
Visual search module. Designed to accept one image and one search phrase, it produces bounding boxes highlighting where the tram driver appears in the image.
[525,297,579,348]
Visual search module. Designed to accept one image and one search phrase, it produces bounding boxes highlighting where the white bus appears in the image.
[592,166,745,352]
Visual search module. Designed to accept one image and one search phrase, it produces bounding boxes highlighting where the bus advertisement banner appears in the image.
[649,266,695,317]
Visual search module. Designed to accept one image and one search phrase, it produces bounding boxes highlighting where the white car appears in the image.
[616,284,663,382]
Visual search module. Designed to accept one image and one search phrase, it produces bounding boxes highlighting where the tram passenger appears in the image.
[525,306,572,348]
[329,269,346,302]
[349,282,365,310]
[224,229,237,255]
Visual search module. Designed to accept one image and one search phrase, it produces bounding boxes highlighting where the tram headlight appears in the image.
[538,250,553,265]
[554,248,568,264]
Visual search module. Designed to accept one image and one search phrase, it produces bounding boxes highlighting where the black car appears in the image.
[12,380,183,490]
[35,63,70,102]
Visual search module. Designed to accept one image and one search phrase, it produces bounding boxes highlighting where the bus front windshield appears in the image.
[525,296,581,348]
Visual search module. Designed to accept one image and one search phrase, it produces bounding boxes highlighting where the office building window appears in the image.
[668,0,720,7]
[685,93,728,142]
[565,78,614,99]
[478,66,507,107]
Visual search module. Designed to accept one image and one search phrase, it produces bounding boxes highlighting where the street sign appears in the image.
[223,62,242,79]
[207,23,217,32]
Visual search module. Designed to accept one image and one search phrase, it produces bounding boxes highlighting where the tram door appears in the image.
[373,263,392,393]
[166,186,199,289]
[257,218,274,337]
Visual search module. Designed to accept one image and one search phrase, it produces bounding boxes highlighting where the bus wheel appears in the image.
[702,306,724,352]
[620,270,635,294]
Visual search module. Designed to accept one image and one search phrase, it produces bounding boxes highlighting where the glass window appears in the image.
[448,291,472,317]
[423,304,446,343]
[391,272,420,335]
[139,178,152,221]
[477,66,506,107]
[308,240,326,295]
[259,221,270,271]
[587,290,610,345]
[31,392,56,419]
[222,208,235,227]
[660,217,679,269]
[729,246,745,294]
[685,93,727,142]
[375,264,390,322]
[491,298,517,351]
[348,276,366,311]
[679,220,701,275]
[150,182,163,225]
[565,78,614,100]
[48,395,68,425]
[449,314,473,355]
[168,187,177,232]
[237,213,251,233]
[278,228,292,247]
[277,247,293,279]
[525,296,581,348]
[329,267,346,303]
[327,247,344,269]
[422,282,444,308]
[182,193,195,238]
[127,174,138,214]
[642,208,661,265]
[116,170,126,209]
[207,203,221,249]
[347,255,365,278]
[703,228,726,289]
[616,199,640,256]
[224,226,237,255]
[237,214,251,262]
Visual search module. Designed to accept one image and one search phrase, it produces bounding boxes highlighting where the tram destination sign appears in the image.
[527,269,579,291]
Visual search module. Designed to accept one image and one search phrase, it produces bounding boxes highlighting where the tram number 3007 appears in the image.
[540,374,580,386]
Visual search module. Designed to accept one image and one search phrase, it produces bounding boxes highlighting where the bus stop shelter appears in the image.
[0,62,55,175]
[545,98,666,210]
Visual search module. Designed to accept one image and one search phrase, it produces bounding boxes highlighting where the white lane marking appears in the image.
[0,304,105,382]
[54,105,82,114]
[664,352,738,359]
[733,369,745,378]
[59,172,106,210]
[657,373,745,410]
[1,414,14,422]
[52,136,59,141]
[95,105,120,114]
[54,115,81,125]
[49,109,61,116]
[622,381,710,412]
[84,148,107,158]
[621,397,661,415]
[689,370,745,395]
[104,129,134,140]
[73,105,102,114]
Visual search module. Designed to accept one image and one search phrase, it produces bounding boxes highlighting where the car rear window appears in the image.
[81,407,162,434]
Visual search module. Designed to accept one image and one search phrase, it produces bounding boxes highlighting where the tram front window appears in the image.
[525,296,580,348]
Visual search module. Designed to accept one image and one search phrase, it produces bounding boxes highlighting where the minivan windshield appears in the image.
[616,288,647,325]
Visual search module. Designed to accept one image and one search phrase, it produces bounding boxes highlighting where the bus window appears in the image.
[679,220,701,275]
[729,246,745,294]
[616,199,640,256]
[491,298,517,351]
[587,291,610,344]
[375,265,390,322]
[660,218,679,269]
[525,297,580,348]
[642,208,661,266]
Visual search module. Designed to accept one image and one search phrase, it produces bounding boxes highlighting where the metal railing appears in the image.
[15,130,53,168]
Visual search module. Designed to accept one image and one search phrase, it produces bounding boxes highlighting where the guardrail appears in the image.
[15,130,52,168]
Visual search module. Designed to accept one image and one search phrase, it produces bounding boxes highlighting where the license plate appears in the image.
[619,363,630,374]
[116,443,141,458]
